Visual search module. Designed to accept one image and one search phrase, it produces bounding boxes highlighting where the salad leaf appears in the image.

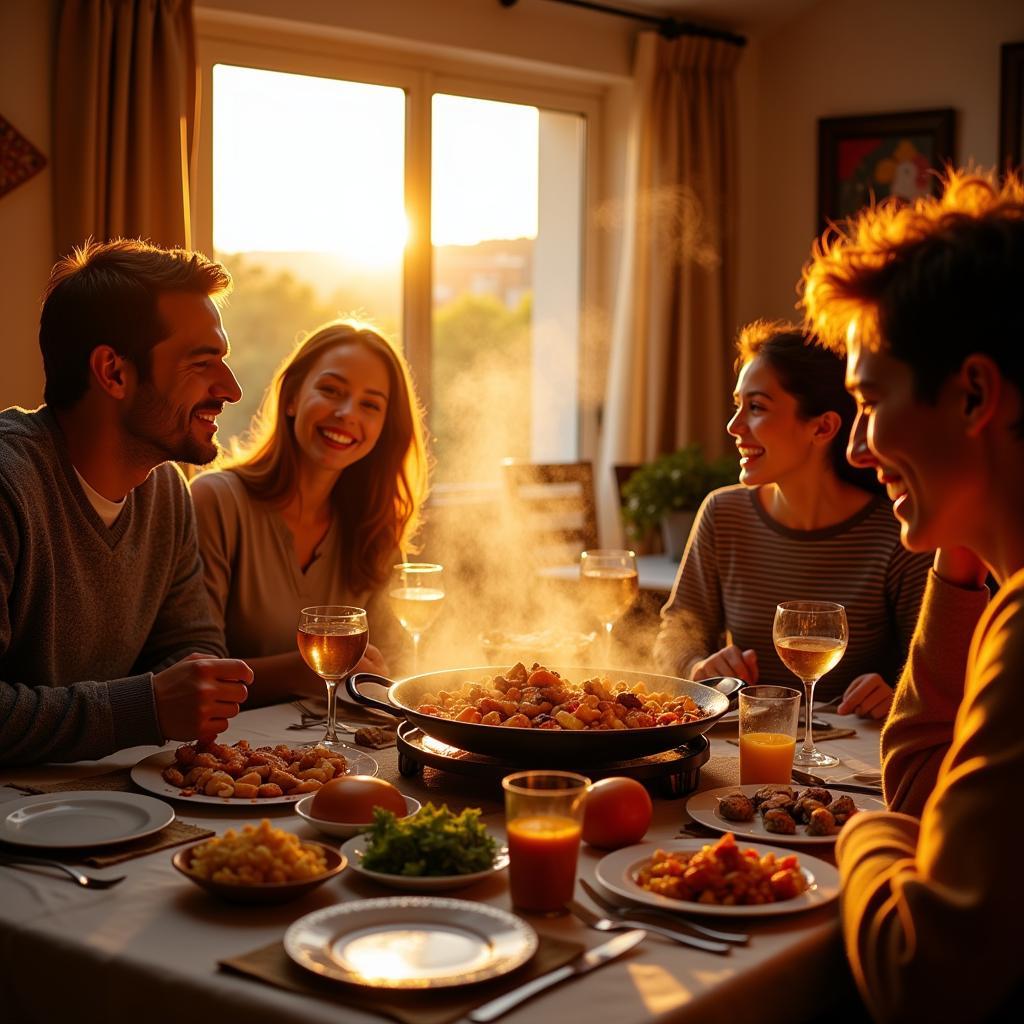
[360,802,498,877]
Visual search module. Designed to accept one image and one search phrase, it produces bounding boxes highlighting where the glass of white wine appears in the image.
[297,605,368,753]
[389,563,445,676]
[580,549,639,665]
[772,600,848,768]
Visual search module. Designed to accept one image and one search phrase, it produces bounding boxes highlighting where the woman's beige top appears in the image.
[190,470,403,671]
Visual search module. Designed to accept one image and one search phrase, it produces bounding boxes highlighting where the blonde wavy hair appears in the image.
[220,320,429,593]
[801,167,1024,420]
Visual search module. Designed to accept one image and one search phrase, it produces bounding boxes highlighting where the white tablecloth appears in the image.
[0,704,880,1024]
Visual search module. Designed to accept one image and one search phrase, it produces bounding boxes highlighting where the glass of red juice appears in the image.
[502,770,590,915]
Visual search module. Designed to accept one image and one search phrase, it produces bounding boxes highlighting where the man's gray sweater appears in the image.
[0,407,226,766]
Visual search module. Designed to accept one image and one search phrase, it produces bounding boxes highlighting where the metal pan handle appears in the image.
[709,676,746,708]
[347,672,404,718]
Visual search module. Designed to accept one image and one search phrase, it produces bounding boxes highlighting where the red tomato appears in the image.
[310,775,407,823]
[582,777,653,849]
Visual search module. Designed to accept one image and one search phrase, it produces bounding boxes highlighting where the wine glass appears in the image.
[580,549,639,665]
[389,563,445,675]
[297,605,368,752]
[772,600,848,768]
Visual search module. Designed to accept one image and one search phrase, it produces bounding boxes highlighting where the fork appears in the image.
[580,879,749,945]
[0,854,125,889]
[566,898,730,955]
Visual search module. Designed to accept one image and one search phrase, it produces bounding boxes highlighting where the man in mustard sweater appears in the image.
[802,170,1024,1022]
[0,239,254,766]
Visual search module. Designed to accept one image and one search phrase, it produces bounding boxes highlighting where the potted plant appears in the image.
[620,444,737,558]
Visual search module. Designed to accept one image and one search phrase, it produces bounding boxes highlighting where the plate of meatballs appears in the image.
[685,783,884,846]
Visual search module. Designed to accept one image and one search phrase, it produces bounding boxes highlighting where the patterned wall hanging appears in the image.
[0,114,47,200]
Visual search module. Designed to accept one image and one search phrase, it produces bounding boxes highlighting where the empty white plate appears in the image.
[285,896,537,988]
[0,791,174,849]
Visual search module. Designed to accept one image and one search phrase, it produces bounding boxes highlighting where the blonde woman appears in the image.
[191,320,429,705]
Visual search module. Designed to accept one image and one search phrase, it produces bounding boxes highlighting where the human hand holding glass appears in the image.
[389,562,445,675]
[772,600,848,768]
[580,549,638,664]
[297,605,368,752]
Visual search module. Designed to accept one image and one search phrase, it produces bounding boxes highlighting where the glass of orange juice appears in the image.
[502,770,590,915]
[738,686,802,785]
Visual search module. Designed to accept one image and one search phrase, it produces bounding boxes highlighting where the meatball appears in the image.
[799,787,833,807]
[717,792,755,822]
[793,797,827,824]
[829,795,859,824]
[753,784,796,808]
[760,792,797,816]
[806,806,838,836]
[762,808,797,834]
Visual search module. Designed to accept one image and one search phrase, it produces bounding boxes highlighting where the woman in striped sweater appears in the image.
[654,321,931,714]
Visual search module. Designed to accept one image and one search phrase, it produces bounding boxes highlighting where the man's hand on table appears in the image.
[153,653,254,742]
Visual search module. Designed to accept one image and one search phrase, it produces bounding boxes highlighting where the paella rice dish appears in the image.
[414,662,710,731]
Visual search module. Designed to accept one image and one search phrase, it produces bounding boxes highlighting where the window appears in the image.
[196,23,601,482]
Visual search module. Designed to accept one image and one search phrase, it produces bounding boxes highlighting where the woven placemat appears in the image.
[221,933,584,1024]
[5,769,213,865]
[11,767,136,795]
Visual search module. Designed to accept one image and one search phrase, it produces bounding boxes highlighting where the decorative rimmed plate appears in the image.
[130,747,379,805]
[686,784,884,846]
[295,794,422,839]
[595,839,840,918]
[341,834,510,891]
[172,840,346,904]
[285,896,537,988]
[0,792,174,849]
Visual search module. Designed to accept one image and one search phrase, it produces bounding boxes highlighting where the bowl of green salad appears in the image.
[340,803,509,891]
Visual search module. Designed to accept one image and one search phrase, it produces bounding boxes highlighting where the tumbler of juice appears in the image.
[738,686,801,784]
[502,770,590,914]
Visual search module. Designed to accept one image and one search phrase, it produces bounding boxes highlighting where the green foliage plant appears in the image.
[620,444,737,541]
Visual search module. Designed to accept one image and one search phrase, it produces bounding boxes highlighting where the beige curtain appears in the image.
[597,31,742,544]
[53,0,197,258]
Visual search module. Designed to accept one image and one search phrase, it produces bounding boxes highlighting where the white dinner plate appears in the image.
[686,783,884,846]
[130,747,379,806]
[0,791,174,849]
[285,896,537,988]
[595,839,840,918]
[341,833,510,892]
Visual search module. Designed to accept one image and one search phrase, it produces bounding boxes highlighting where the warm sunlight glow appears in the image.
[213,65,407,265]
[213,67,539,267]
[432,94,539,246]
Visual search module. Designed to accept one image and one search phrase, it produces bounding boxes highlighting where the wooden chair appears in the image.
[501,460,598,567]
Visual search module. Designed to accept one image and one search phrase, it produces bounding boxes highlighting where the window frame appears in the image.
[193,9,610,461]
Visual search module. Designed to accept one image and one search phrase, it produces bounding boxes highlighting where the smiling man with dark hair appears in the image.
[0,238,253,766]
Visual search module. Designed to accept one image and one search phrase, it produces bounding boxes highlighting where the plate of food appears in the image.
[340,802,508,891]
[131,740,378,805]
[285,896,537,989]
[686,783,884,845]
[295,775,422,839]
[595,833,839,918]
[0,791,174,849]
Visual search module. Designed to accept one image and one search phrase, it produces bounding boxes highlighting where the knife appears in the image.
[790,767,883,796]
[468,929,645,1023]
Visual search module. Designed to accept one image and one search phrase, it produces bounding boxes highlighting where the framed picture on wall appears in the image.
[999,42,1024,170]
[817,108,956,232]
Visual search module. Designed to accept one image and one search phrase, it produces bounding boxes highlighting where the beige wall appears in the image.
[4,0,1024,409]
[737,0,1024,329]
[0,0,56,410]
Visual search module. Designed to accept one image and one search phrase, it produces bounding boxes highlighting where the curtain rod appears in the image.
[498,0,747,46]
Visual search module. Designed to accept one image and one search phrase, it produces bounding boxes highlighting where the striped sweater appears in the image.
[653,485,931,699]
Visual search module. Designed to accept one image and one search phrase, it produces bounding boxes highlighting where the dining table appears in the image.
[0,697,880,1024]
